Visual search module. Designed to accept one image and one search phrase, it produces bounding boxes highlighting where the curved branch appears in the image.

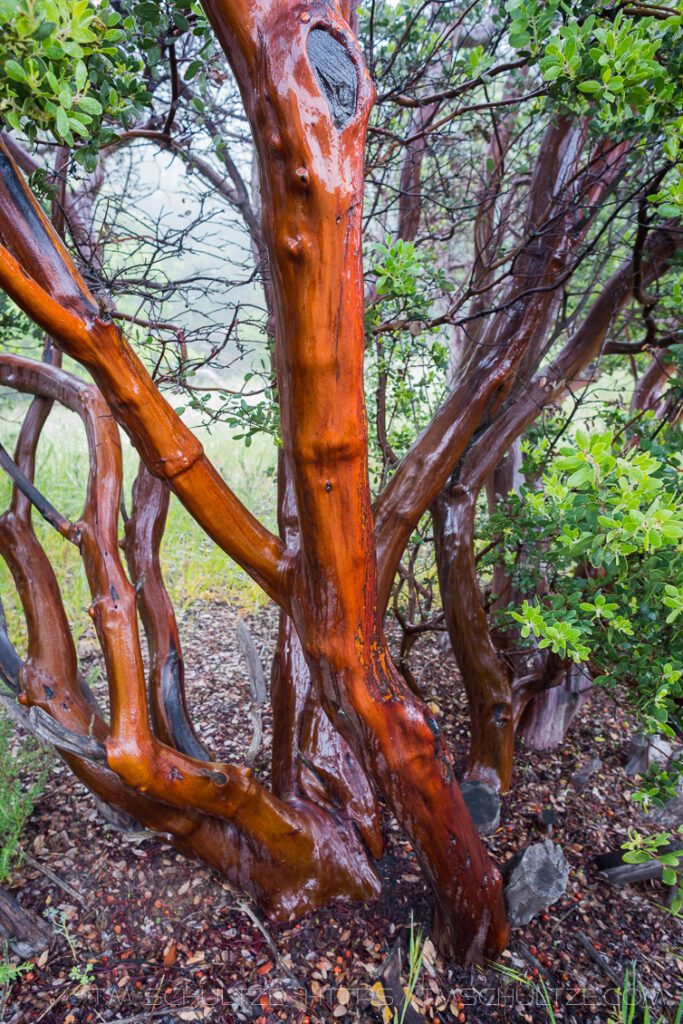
[122,462,211,761]
[0,354,380,918]
[0,139,291,609]
[458,223,682,496]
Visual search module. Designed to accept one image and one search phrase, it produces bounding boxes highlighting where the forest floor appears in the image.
[4,599,683,1024]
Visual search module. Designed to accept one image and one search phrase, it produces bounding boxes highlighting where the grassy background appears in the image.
[0,395,277,655]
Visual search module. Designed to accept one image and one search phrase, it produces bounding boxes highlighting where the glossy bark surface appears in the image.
[432,488,515,790]
[0,355,380,921]
[122,464,211,761]
[203,0,507,961]
[432,220,680,789]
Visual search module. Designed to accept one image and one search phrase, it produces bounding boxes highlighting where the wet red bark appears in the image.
[430,219,681,789]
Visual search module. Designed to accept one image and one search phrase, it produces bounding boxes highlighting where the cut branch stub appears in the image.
[307,29,358,129]
[0,887,53,959]
[0,440,78,542]
[28,705,107,761]
[0,693,106,761]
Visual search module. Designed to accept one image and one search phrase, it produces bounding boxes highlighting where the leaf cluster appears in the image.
[505,0,683,215]
[0,0,149,168]
[490,421,683,767]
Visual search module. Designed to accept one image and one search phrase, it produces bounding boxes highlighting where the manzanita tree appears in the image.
[1,0,683,965]
[0,0,512,964]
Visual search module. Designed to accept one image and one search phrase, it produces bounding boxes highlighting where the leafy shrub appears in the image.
[488,416,683,802]
[622,826,683,916]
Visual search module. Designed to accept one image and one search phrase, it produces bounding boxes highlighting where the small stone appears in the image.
[460,780,500,835]
[503,840,569,927]
[536,808,556,836]
[570,756,602,788]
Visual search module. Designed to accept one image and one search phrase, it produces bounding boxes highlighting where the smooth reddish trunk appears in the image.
[217,0,506,960]
[432,487,515,791]
[0,355,381,918]
[271,454,383,857]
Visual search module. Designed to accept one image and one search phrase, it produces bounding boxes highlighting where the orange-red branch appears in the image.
[201,0,508,962]
[0,142,290,609]
[0,353,381,918]
[122,463,211,761]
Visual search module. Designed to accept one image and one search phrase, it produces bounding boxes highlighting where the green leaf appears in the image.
[77,95,102,115]
[567,466,592,488]
[55,104,70,139]
[4,58,27,82]
[509,32,531,49]
[33,21,57,41]
[543,65,563,81]
[74,60,88,92]
[622,850,651,864]
[578,80,602,93]
[184,58,202,80]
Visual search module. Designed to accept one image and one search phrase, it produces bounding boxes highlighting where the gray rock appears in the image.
[460,780,500,835]
[570,756,602,788]
[648,796,683,829]
[625,733,674,775]
[504,840,569,927]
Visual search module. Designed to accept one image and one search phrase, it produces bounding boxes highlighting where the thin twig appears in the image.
[234,897,313,997]
[0,442,79,543]
[576,931,623,988]
[23,854,87,909]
